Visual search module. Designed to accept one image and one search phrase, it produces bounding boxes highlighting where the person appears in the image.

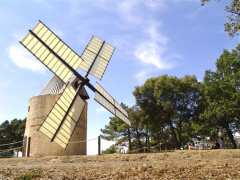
[214,142,220,149]
[188,142,194,150]
[219,137,224,149]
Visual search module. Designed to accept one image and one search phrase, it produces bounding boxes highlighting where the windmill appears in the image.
[20,20,130,151]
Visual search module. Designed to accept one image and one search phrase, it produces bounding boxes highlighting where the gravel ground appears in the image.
[0,150,240,180]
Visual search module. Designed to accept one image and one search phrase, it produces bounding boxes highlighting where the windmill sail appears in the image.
[80,36,115,79]
[20,21,84,83]
[53,95,85,148]
[39,84,85,148]
[94,82,130,125]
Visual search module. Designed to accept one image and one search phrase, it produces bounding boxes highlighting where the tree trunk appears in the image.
[169,122,180,149]
[136,129,142,149]
[127,128,132,151]
[145,120,150,152]
[158,131,162,151]
[145,133,149,152]
[224,122,237,149]
[177,122,183,148]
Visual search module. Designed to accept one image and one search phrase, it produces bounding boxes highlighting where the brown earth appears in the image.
[0,150,240,180]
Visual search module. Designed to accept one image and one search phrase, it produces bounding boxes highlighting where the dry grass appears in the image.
[0,150,240,179]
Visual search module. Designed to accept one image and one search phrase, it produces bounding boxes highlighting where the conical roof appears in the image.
[40,76,65,95]
[40,76,89,99]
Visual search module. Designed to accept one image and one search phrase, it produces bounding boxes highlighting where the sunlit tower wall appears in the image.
[23,76,87,157]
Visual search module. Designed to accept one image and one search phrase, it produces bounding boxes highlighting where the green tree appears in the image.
[128,106,146,151]
[101,116,131,147]
[101,104,133,151]
[202,45,240,148]
[134,75,202,149]
[0,118,26,156]
[201,0,240,36]
[102,145,118,154]
[101,105,149,152]
[134,77,164,149]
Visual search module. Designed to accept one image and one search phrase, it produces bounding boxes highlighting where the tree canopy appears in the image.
[201,0,240,36]
[202,45,240,148]
[101,45,240,152]
[0,118,26,157]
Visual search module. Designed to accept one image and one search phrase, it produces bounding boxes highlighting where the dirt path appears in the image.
[0,150,240,179]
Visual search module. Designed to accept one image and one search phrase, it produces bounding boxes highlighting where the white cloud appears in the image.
[117,0,167,24]
[113,1,175,71]
[135,42,173,69]
[147,23,168,45]
[116,1,177,82]
[117,0,141,24]
[134,23,173,70]
[8,44,45,72]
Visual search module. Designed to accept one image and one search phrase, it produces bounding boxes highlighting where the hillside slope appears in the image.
[0,150,240,179]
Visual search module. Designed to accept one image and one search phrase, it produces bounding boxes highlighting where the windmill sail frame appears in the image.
[94,82,130,125]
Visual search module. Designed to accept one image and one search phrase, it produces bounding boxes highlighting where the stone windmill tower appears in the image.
[21,20,131,157]
[24,76,88,156]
